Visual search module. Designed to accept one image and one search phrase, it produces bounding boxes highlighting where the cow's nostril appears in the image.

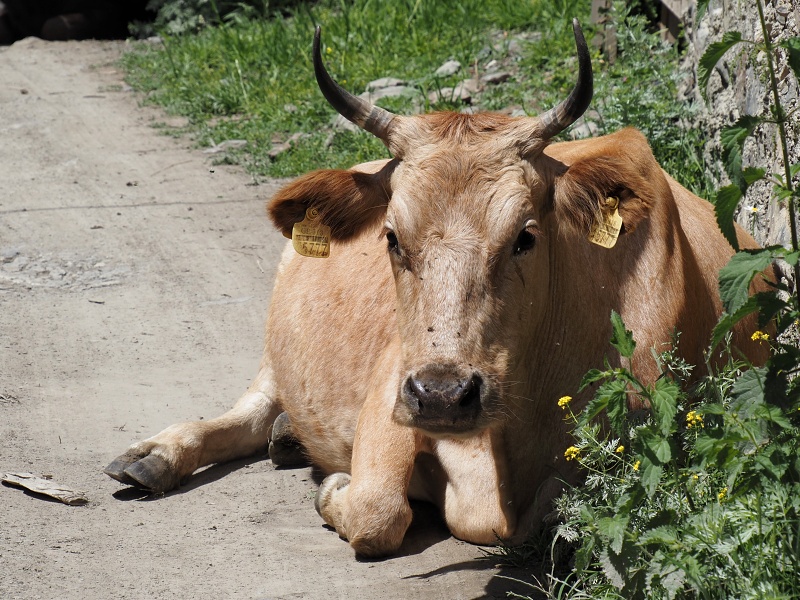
[458,375,482,408]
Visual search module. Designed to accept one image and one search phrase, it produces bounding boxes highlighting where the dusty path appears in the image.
[0,39,533,599]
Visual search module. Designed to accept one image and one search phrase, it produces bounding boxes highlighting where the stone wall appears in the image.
[683,0,799,250]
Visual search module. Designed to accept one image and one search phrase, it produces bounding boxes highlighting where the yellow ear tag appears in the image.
[292,207,331,258]
[588,197,623,249]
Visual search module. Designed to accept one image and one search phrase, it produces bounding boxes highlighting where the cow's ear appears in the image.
[548,128,670,237]
[268,161,394,241]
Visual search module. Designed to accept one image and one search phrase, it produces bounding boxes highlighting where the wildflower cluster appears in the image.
[751,330,770,343]
[685,410,704,429]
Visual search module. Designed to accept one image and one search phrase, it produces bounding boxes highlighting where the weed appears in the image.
[505,1,800,597]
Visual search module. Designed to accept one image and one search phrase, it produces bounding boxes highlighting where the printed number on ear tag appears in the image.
[588,197,623,249]
[292,207,331,258]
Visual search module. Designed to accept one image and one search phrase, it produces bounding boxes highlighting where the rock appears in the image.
[568,120,598,140]
[1,248,20,263]
[510,108,527,118]
[480,71,511,85]
[367,85,417,102]
[366,77,406,91]
[435,60,461,77]
[459,79,480,95]
[283,103,298,113]
[333,114,358,132]
[428,81,472,105]
[268,132,306,158]
[202,139,248,154]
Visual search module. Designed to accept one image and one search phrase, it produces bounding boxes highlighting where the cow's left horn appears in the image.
[313,26,397,146]
[536,19,593,140]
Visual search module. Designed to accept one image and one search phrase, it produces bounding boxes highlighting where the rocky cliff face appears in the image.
[684,0,799,251]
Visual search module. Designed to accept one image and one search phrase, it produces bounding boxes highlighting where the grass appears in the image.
[120,0,714,197]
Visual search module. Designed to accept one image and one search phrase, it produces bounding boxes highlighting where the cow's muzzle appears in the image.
[397,365,483,434]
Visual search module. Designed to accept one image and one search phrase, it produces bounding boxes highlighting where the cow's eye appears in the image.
[386,230,400,254]
[513,228,536,255]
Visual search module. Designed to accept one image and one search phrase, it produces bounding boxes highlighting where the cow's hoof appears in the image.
[314,472,351,518]
[268,412,308,468]
[104,452,180,494]
[103,451,143,487]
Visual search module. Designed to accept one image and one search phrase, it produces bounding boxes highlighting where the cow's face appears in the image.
[381,126,554,435]
[270,21,608,437]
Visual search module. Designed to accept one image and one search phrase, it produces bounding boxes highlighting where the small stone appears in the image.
[1,248,20,263]
[459,79,480,95]
[366,77,406,91]
[366,85,417,102]
[268,132,306,158]
[480,71,511,85]
[484,59,500,72]
[568,120,598,140]
[510,108,527,118]
[202,139,248,154]
[434,60,461,78]
[283,103,298,113]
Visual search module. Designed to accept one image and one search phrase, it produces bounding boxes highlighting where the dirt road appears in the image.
[0,39,532,599]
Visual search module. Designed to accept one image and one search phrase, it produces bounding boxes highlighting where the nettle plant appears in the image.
[526,2,800,599]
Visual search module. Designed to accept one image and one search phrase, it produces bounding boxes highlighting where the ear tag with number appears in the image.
[588,197,623,249]
[292,207,331,258]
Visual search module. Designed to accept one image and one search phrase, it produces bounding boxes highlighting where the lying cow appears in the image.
[106,20,767,557]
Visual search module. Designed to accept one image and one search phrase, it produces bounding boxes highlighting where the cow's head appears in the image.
[270,22,653,437]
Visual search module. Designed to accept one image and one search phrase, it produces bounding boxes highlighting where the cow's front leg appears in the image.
[105,366,282,493]
[315,367,418,557]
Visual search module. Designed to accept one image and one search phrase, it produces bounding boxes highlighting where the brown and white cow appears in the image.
[106,21,768,557]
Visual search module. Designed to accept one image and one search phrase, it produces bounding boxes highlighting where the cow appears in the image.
[105,20,768,557]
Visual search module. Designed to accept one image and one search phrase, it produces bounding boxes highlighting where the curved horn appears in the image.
[537,19,593,140]
[313,26,396,143]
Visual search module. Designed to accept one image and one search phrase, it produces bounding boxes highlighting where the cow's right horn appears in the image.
[535,18,593,140]
[313,26,398,150]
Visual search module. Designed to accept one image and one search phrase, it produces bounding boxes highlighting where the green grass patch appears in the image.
[120,0,714,198]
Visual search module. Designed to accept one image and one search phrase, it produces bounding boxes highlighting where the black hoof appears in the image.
[269,412,308,468]
[123,454,181,494]
[104,451,145,487]
[104,452,180,494]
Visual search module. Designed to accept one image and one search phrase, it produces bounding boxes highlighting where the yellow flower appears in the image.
[557,395,572,409]
[718,487,728,501]
[751,330,770,342]
[632,460,641,471]
[692,474,699,481]
[564,446,580,461]
[615,445,625,454]
[326,47,333,54]
[686,410,704,429]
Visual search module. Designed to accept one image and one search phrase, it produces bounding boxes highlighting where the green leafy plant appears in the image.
[504,2,800,597]
[521,312,800,599]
